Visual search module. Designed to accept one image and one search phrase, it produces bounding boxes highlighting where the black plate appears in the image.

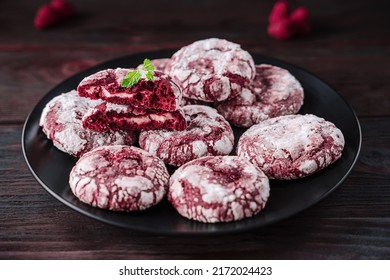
[22,50,362,235]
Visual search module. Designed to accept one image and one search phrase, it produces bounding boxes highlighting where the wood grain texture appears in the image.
[0,0,389,259]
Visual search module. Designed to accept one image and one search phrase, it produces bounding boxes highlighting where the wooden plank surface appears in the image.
[0,0,389,259]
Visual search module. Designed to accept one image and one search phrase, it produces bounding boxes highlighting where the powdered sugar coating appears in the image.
[139,105,234,166]
[77,68,182,111]
[216,64,304,127]
[39,90,137,157]
[69,145,169,211]
[168,38,256,102]
[169,156,270,223]
[82,102,187,132]
[237,114,345,179]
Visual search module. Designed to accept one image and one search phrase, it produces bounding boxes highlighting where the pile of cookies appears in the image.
[40,38,345,223]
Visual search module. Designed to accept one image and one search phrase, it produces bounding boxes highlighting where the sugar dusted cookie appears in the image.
[139,105,234,166]
[168,156,270,223]
[77,68,182,111]
[39,90,137,157]
[237,114,345,179]
[216,64,304,127]
[83,102,187,132]
[168,38,256,102]
[69,145,169,211]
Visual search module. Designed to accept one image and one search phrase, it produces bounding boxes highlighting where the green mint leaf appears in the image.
[146,71,154,81]
[122,70,142,87]
[143,58,155,71]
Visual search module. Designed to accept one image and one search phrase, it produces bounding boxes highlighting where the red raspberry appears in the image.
[290,7,311,34]
[34,0,75,30]
[267,17,295,40]
[51,0,75,19]
[34,4,59,30]
[269,0,290,24]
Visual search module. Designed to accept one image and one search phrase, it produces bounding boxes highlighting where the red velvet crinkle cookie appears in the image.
[139,105,234,166]
[69,145,169,211]
[168,38,256,102]
[216,64,304,127]
[168,156,270,223]
[82,102,187,132]
[237,114,345,180]
[39,90,137,157]
[77,68,182,111]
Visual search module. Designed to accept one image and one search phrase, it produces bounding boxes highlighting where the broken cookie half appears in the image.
[77,66,186,132]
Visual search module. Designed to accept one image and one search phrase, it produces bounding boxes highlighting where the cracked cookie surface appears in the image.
[139,105,234,167]
[77,68,182,111]
[69,145,169,211]
[168,38,255,102]
[168,156,270,223]
[237,114,345,179]
[216,64,304,127]
[39,90,137,157]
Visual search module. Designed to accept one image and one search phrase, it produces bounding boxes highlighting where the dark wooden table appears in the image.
[1,0,389,259]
